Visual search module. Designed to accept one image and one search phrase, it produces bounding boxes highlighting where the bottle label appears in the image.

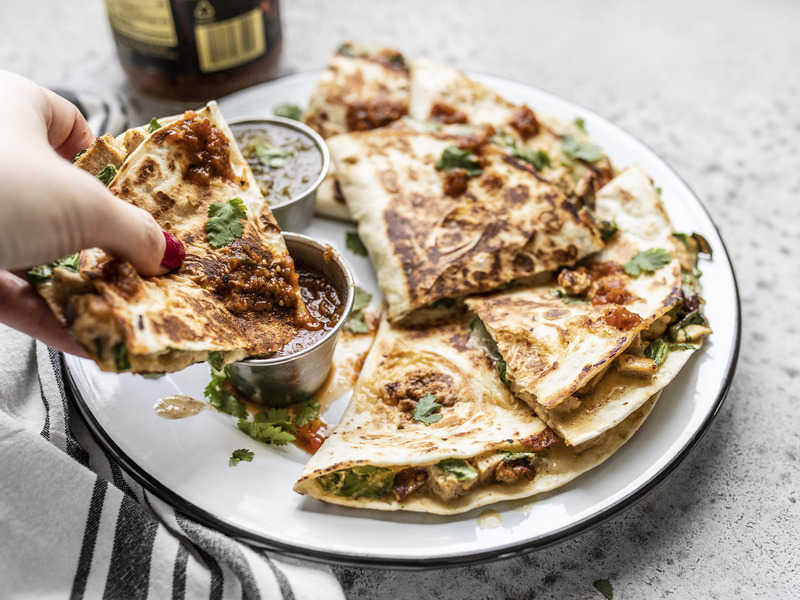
[105,0,178,47]
[194,7,266,73]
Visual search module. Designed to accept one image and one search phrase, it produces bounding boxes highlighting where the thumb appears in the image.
[50,160,184,276]
[92,199,185,276]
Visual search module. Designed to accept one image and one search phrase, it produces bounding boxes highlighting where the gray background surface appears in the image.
[2,1,798,598]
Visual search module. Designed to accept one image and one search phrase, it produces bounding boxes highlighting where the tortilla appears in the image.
[466,166,709,444]
[35,102,309,373]
[314,165,352,221]
[304,42,410,140]
[545,341,700,446]
[294,315,660,514]
[409,58,615,205]
[328,127,604,322]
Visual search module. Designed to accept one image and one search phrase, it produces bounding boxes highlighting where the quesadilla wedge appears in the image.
[294,315,660,514]
[328,127,604,322]
[304,42,410,140]
[467,166,712,444]
[409,57,615,205]
[34,102,311,373]
[306,42,410,220]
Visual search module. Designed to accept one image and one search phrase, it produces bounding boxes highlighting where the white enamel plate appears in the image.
[67,72,740,568]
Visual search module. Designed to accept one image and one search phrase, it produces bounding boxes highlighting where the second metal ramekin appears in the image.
[230,116,330,232]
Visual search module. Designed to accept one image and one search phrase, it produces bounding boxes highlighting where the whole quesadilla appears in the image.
[466,167,712,444]
[294,315,660,514]
[328,127,605,322]
[33,102,312,373]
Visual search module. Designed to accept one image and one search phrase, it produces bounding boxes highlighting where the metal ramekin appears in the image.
[226,232,355,406]
[229,116,330,232]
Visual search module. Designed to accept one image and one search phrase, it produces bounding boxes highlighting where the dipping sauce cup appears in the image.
[226,232,354,405]
[230,117,330,232]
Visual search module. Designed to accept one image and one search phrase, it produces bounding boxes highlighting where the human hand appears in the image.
[0,71,184,355]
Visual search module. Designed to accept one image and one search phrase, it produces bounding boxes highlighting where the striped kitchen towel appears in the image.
[0,325,345,599]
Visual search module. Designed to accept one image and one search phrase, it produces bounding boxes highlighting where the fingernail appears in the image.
[160,231,185,270]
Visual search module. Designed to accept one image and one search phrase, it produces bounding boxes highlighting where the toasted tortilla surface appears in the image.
[329,128,604,321]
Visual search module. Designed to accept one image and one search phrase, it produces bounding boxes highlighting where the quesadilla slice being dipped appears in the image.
[409,57,615,206]
[466,166,712,445]
[328,127,604,322]
[33,102,312,373]
[294,315,661,514]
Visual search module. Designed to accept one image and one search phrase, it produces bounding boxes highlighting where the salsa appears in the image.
[156,112,234,185]
[232,123,322,206]
[276,261,344,357]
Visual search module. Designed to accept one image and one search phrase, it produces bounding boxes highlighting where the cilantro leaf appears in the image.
[293,398,321,428]
[562,135,604,162]
[53,253,80,271]
[351,285,372,312]
[436,458,477,481]
[229,448,253,466]
[204,366,247,418]
[26,252,80,285]
[435,146,482,177]
[669,310,707,342]
[644,338,669,367]
[512,148,551,171]
[97,164,118,186]
[593,579,613,599]
[345,231,368,256]
[345,316,370,333]
[206,198,247,248]
[26,264,53,284]
[623,248,672,277]
[237,419,296,445]
[112,343,130,370]
[255,143,294,168]
[345,285,372,333]
[207,351,224,370]
[574,117,586,132]
[147,117,162,133]
[255,408,294,431]
[273,103,303,121]
[497,358,510,383]
[412,393,443,425]
[73,149,87,162]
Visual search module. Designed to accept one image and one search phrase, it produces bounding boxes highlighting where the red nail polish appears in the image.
[161,231,185,270]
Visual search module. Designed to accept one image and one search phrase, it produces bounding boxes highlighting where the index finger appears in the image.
[41,87,96,161]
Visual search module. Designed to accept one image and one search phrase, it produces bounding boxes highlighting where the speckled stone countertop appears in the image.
[2,1,798,598]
